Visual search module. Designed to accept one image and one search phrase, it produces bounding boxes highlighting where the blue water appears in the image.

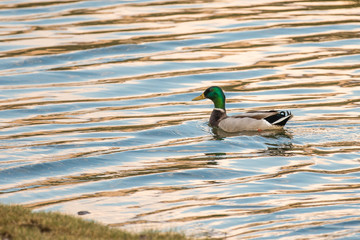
[1,0,360,239]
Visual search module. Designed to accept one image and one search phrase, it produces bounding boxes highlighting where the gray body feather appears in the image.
[209,108,293,132]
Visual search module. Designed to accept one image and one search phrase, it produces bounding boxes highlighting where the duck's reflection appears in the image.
[210,126,294,157]
[211,126,293,140]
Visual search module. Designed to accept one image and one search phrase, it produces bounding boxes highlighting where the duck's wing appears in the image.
[217,110,293,132]
[233,110,293,126]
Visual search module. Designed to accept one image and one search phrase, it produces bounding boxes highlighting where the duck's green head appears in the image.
[192,86,226,110]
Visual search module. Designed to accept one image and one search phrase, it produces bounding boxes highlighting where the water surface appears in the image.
[1,0,360,239]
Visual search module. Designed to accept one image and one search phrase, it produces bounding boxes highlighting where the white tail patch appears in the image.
[272,114,292,125]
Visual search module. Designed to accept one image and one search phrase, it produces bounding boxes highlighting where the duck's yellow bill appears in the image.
[192,93,205,101]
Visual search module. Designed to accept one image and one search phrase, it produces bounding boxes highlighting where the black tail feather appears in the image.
[264,111,293,126]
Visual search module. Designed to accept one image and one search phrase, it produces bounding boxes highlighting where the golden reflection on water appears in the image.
[0,0,360,239]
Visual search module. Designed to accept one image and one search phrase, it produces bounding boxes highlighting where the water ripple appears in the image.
[1,0,360,239]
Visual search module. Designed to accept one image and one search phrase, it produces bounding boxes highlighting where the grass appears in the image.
[0,203,194,240]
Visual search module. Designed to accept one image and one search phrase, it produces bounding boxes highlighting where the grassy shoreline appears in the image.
[0,203,194,240]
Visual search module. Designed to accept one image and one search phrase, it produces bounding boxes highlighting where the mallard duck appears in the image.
[192,86,293,132]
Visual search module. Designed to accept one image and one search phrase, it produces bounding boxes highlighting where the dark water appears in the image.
[1,0,360,239]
